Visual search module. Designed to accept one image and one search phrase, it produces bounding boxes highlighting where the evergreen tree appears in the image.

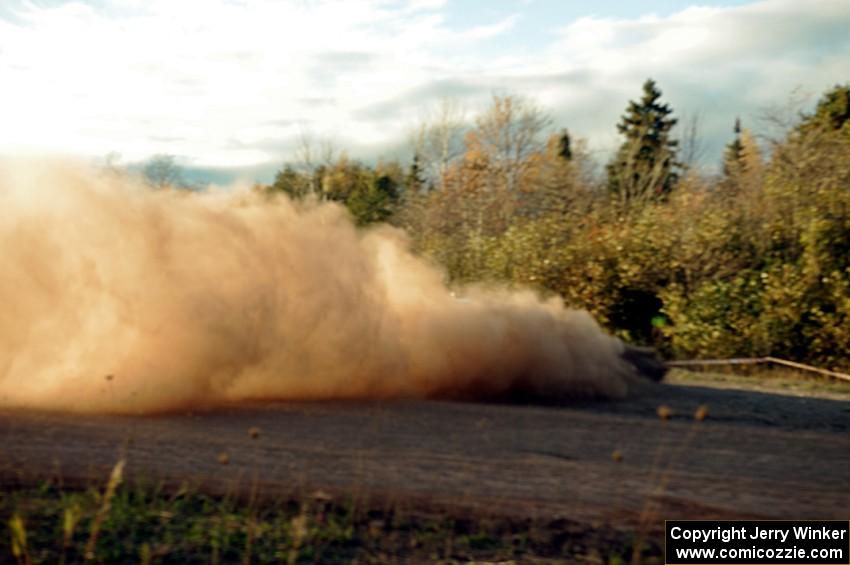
[799,84,850,135]
[606,79,679,204]
[723,117,745,178]
[557,129,572,161]
[347,173,399,225]
[405,153,426,193]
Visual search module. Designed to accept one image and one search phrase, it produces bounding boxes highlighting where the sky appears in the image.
[1,0,848,183]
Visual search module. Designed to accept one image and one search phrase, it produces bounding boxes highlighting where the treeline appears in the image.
[261,80,850,370]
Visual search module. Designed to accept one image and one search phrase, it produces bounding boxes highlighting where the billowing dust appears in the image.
[0,160,637,413]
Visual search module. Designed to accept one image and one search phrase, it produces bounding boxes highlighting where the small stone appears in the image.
[311,489,332,502]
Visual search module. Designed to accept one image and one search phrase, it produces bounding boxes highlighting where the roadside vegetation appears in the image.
[251,81,850,372]
[1,475,660,564]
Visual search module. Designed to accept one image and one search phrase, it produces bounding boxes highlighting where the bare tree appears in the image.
[97,152,126,179]
[756,86,812,148]
[142,154,184,189]
[472,94,552,193]
[676,112,706,173]
[411,98,467,190]
[294,130,338,199]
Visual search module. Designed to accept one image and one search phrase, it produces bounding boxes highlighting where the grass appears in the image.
[667,367,850,397]
[1,472,660,564]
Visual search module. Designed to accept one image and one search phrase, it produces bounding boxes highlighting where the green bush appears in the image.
[400,85,850,370]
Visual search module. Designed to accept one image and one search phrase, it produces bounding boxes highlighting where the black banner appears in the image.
[665,520,849,564]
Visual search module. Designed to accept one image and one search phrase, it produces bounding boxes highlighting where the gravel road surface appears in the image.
[2,380,848,529]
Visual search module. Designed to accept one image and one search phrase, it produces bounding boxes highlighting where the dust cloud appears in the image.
[0,160,644,413]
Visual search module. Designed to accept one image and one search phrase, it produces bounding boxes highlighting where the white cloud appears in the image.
[0,0,493,166]
[460,14,520,41]
[405,0,448,12]
[532,0,850,159]
[0,0,848,173]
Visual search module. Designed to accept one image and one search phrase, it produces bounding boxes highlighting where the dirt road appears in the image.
[2,380,848,529]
